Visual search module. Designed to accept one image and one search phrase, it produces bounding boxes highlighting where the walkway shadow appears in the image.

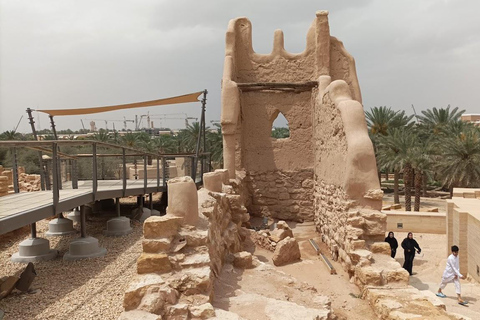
[211,264,245,311]
[409,275,430,290]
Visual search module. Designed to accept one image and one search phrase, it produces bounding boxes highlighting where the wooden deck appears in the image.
[0,179,165,235]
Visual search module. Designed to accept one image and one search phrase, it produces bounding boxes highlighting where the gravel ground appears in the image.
[0,201,145,320]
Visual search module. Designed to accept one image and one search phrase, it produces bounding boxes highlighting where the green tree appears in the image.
[377,127,418,211]
[207,124,223,168]
[93,129,112,143]
[0,130,22,140]
[435,126,480,191]
[366,106,414,194]
[417,105,465,134]
[271,127,290,139]
[177,122,207,153]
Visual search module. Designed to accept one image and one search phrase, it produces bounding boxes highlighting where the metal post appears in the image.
[52,142,60,216]
[190,156,196,181]
[149,193,153,211]
[193,90,207,183]
[26,108,45,191]
[80,205,87,238]
[116,197,121,217]
[143,154,147,194]
[92,143,97,198]
[122,148,126,197]
[12,147,19,193]
[161,157,166,188]
[49,115,62,190]
[30,223,37,239]
[201,90,207,179]
[72,159,78,189]
[156,156,160,190]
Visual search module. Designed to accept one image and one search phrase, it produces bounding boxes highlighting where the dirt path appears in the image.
[213,221,377,320]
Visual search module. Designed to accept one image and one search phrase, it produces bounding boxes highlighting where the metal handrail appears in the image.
[1,140,211,216]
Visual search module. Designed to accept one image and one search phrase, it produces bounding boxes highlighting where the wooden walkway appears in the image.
[0,179,165,235]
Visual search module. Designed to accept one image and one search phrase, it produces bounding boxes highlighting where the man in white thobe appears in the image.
[436,245,468,305]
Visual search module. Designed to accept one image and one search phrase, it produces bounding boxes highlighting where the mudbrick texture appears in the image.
[245,169,314,222]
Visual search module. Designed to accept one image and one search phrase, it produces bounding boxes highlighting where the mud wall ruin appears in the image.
[221,11,384,273]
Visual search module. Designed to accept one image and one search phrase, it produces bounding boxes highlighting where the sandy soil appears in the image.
[0,203,145,320]
[213,221,377,320]
[393,231,480,319]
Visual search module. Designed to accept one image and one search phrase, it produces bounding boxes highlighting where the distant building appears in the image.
[461,114,480,126]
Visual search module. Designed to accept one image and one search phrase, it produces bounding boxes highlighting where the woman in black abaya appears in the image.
[385,231,398,258]
[401,232,421,275]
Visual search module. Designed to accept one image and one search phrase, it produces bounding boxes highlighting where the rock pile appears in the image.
[0,165,41,196]
[122,215,214,320]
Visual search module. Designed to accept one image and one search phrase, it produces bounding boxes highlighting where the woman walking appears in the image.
[401,232,421,275]
[385,231,398,258]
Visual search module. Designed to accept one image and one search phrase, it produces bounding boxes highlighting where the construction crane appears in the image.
[136,113,198,130]
[84,118,134,131]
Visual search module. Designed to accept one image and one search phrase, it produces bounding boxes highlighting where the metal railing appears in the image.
[0,140,211,215]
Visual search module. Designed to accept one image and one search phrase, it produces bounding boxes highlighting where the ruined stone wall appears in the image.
[313,79,384,273]
[0,165,41,196]
[246,170,314,222]
[236,90,315,221]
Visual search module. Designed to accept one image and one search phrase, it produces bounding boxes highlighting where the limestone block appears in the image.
[203,171,223,192]
[349,249,372,265]
[167,176,199,225]
[269,227,294,243]
[138,285,179,315]
[233,251,253,269]
[355,265,382,286]
[165,304,189,320]
[370,242,391,255]
[215,169,230,185]
[137,253,172,274]
[272,237,301,266]
[124,274,165,311]
[165,266,212,295]
[178,252,210,269]
[0,276,20,299]
[143,216,183,239]
[142,239,172,254]
[350,240,366,250]
[119,310,162,320]
[383,267,409,285]
[189,303,215,319]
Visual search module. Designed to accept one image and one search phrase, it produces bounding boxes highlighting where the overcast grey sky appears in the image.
[1,0,479,132]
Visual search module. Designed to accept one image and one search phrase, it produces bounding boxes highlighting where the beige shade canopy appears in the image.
[37,91,203,117]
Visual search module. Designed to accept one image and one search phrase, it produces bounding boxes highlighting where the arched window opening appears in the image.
[271,111,290,139]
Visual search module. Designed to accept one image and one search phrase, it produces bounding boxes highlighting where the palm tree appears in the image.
[0,130,21,140]
[365,106,414,136]
[93,129,112,143]
[153,134,177,154]
[121,132,140,148]
[377,127,418,210]
[177,122,209,153]
[207,124,223,168]
[435,126,480,191]
[366,106,414,183]
[417,105,465,134]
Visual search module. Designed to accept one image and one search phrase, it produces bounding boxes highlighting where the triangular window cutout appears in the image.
[271,111,290,139]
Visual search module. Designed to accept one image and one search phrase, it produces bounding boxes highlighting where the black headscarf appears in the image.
[401,232,421,253]
[385,231,398,249]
